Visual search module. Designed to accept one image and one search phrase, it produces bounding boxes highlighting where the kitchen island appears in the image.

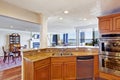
[22,47,99,80]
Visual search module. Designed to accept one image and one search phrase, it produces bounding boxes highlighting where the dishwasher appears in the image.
[77,56,94,80]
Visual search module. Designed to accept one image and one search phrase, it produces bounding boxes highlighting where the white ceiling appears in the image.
[1,0,120,33]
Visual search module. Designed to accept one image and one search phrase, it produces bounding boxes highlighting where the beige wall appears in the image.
[0,0,41,24]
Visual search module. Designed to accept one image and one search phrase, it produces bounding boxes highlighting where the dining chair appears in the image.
[12,46,21,62]
[2,46,15,63]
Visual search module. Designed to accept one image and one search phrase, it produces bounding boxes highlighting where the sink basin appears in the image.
[52,52,73,56]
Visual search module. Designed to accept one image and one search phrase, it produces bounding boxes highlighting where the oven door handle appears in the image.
[99,54,120,57]
[103,56,120,59]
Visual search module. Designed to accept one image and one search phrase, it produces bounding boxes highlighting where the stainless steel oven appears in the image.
[99,34,120,76]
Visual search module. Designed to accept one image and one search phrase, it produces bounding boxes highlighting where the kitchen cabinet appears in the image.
[64,62,76,80]
[34,64,50,80]
[23,58,50,80]
[51,56,76,80]
[93,55,99,79]
[98,17,112,33]
[113,15,120,31]
[98,13,120,34]
[51,62,63,80]
[100,72,120,80]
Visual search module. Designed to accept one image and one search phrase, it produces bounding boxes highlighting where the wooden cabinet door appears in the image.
[64,62,76,80]
[99,18,112,33]
[51,63,63,80]
[93,55,99,79]
[113,15,120,32]
[34,64,50,80]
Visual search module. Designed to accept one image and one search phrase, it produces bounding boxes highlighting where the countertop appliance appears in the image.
[99,34,120,76]
[77,56,94,80]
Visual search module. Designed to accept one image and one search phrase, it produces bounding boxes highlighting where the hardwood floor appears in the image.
[0,66,21,80]
[0,66,105,80]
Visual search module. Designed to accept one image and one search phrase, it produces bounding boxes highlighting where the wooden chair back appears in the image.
[2,46,7,56]
[2,46,9,63]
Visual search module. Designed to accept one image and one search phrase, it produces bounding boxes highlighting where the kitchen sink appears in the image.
[52,52,73,56]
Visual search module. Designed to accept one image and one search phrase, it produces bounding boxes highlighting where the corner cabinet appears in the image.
[23,58,51,80]
[98,13,120,34]
[51,56,76,80]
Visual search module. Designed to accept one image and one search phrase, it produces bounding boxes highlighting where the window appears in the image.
[48,32,76,47]
[79,28,99,46]
[68,32,76,46]
[47,27,98,47]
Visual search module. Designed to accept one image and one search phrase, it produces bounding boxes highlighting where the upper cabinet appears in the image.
[98,13,120,34]
[98,17,112,33]
[113,15,120,31]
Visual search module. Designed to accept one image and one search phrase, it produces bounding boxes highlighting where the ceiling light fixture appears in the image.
[64,10,69,14]
[59,17,63,20]
[83,18,87,20]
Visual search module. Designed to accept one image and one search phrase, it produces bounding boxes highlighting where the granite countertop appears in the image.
[48,45,99,48]
[21,46,99,52]
[23,52,52,62]
[23,51,98,62]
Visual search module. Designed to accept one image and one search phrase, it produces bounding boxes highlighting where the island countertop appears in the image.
[22,48,99,80]
[23,51,98,62]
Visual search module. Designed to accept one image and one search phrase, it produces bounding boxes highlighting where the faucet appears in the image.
[60,48,65,55]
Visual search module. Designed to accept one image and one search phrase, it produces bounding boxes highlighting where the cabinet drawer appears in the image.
[34,58,50,68]
[51,56,76,63]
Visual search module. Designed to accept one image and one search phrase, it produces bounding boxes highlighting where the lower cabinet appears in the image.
[93,55,99,78]
[51,56,76,80]
[64,62,76,80]
[23,58,51,80]
[51,62,63,80]
[34,64,50,80]
[23,55,98,80]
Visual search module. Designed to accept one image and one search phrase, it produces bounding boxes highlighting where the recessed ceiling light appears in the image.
[83,18,87,20]
[59,17,63,20]
[64,10,69,14]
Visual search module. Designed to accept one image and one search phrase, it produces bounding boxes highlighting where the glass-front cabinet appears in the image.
[9,33,20,52]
